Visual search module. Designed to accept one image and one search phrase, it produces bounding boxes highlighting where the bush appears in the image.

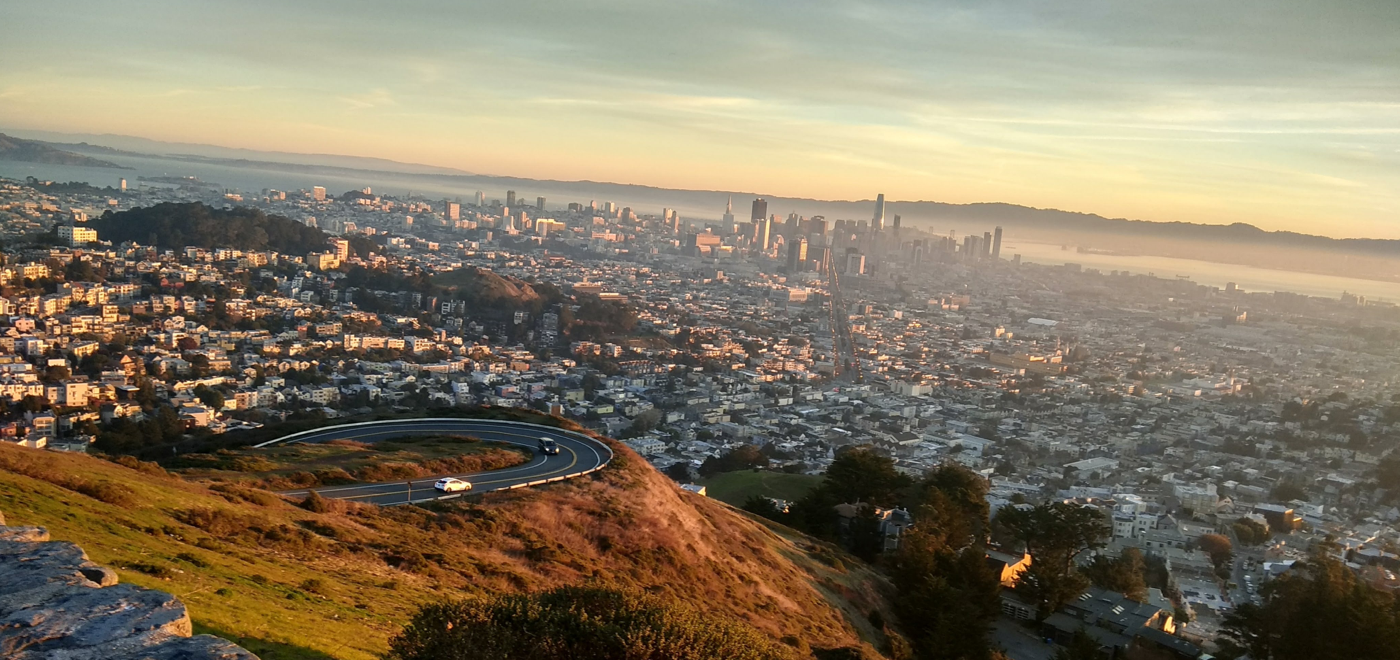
[209,483,281,507]
[388,585,798,660]
[128,562,175,579]
[301,491,332,513]
[112,455,170,477]
[70,480,138,507]
[178,507,255,538]
[175,552,208,568]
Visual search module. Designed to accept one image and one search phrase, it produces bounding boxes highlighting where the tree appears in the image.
[1198,533,1234,572]
[1271,482,1307,502]
[1081,548,1148,602]
[386,585,798,660]
[997,502,1109,618]
[698,444,768,477]
[822,446,910,508]
[889,490,1000,660]
[664,462,691,482]
[1052,628,1103,660]
[624,408,662,437]
[1217,551,1400,660]
[193,385,225,411]
[790,447,911,541]
[742,495,783,521]
[1234,518,1270,546]
[908,464,990,546]
[847,504,886,563]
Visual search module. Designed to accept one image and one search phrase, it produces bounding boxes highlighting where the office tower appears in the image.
[963,234,983,259]
[814,246,831,273]
[589,200,597,212]
[845,249,865,275]
[787,237,808,272]
[506,191,517,207]
[476,191,485,206]
[750,197,768,222]
[445,201,460,221]
[983,231,993,258]
[606,201,617,214]
[1013,254,1022,266]
[722,196,735,226]
[332,238,350,262]
[403,215,414,229]
[762,216,774,250]
[312,186,326,201]
[892,214,901,233]
[872,193,885,232]
[811,216,828,237]
[534,196,545,211]
[119,178,127,192]
[992,226,1003,259]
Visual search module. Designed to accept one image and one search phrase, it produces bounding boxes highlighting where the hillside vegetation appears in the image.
[0,441,890,660]
[89,202,329,253]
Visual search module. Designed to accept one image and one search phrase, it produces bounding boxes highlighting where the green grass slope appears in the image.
[700,471,823,507]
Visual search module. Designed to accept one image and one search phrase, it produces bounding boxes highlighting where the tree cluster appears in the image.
[1218,550,1400,660]
[698,444,769,476]
[995,502,1109,619]
[91,202,330,253]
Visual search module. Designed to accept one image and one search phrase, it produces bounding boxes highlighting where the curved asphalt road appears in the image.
[265,418,612,506]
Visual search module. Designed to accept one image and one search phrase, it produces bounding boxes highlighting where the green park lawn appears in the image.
[699,470,822,507]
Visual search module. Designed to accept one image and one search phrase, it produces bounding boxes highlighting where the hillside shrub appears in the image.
[388,585,798,660]
[69,480,138,507]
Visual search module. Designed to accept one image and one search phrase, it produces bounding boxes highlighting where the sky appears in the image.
[2,0,1398,237]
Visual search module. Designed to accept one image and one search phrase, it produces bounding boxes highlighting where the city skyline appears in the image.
[1,1,1397,238]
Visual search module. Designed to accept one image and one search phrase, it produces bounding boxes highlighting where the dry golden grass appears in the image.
[0,441,889,659]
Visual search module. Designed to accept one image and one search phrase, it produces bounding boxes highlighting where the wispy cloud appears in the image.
[337,88,396,109]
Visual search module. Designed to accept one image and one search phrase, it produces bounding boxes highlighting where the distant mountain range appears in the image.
[5,128,1399,268]
[0,133,128,169]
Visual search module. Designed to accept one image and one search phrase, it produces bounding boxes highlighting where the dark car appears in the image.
[538,437,561,455]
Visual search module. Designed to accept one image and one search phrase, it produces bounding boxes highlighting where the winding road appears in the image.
[262,418,612,506]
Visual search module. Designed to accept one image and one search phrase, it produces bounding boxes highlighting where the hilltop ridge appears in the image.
[0,439,891,660]
[0,132,128,169]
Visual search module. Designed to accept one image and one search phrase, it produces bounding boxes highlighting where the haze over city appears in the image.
[3,0,1398,237]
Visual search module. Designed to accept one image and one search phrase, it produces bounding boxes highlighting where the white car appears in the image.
[434,477,472,493]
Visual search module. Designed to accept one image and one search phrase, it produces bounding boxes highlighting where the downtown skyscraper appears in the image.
[872,193,885,232]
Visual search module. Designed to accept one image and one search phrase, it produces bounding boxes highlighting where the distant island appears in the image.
[0,133,129,169]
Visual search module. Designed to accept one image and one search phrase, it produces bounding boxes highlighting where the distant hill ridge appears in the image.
[0,133,128,169]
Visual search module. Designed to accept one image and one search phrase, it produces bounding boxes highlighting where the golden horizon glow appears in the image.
[1,1,1397,238]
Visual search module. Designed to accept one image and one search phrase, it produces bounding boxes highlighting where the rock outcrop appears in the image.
[0,512,258,660]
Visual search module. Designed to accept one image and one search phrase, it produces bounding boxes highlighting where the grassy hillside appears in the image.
[0,442,891,660]
[169,435,529,489]
[701,470,823,507]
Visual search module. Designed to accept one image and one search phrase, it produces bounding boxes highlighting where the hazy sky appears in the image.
[2,1,1398,237]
